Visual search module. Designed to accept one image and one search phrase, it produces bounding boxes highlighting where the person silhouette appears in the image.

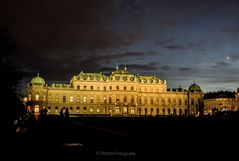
[65,108,69,118]
[60,108,64,118]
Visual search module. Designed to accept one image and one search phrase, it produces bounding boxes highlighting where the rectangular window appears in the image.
[162,98,165,105]
[97,107,100,113]
[48,95,52,102]
[103,96,107,103]
[144,97,148,105]
[63,96,66,103]
[43,94,46,102]
[168,98,171,105]
[138,96,141,105]
[28,94,32,101]
[70,96,73,103]
[116,86,119,90]
[97,86,100,90]
[173,98,176,105]
[150,97,154,105]
[90,86,93,90]
[90,96,94,103]
[109,96,112,104]
[191,98,194,105]
[104,86,106,91]
[76,96,80,103]
[55,95,59,102]
[124,86,127,90]
[77,85,80,90]
[35,94,40,101]
[96,95,100,103]
[84,85,87,90]
[156,97,159,105]
[109,86,112,90]
[179,98,182,105]
[124,96,127,103]
[83,96,87,103]
[131,86,134,91]
[90,107,94,112]
[83,107,87,113]
[131,96,134,104]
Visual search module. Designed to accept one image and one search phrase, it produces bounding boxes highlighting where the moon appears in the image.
[226,56,230,60]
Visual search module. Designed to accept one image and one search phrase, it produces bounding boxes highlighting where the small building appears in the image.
[203,91,236,115]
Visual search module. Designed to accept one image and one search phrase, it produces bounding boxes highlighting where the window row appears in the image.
[29,94,197,106]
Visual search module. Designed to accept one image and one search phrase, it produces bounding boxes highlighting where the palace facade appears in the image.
[26,67,203,116]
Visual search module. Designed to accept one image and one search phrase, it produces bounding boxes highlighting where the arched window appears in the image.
[168,108,171,115]
[179,109,182,115]
[145,108,148,115]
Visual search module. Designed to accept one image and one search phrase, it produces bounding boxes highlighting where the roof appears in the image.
[30,73,45,85]
[188,83,202,92]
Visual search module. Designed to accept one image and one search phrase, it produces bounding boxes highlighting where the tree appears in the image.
[0,26,24,138]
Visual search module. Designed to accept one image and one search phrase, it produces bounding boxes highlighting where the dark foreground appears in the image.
[6,116,239,160]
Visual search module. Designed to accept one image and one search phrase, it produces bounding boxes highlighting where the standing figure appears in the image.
[65,108,69,118]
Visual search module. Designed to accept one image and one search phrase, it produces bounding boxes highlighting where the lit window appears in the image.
[76,96,80,102]
[29,94,32,101]
[97,108,100,113]
[90,107,94,112]
[103,96,107,103]
[43,95,46,102]
[48,95,52,102]
[83,96,87,103]
[70,96,73,103]
[35,94,40,101]
[55,95,59,102]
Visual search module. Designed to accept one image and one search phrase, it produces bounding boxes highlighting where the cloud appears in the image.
[210,61,229,67]
[178,67,192,71]
[161,66,170,70]
[163,44,187,50]
[154,38,175,46]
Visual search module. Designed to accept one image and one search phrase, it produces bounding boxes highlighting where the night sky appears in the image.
[1,0,239,92]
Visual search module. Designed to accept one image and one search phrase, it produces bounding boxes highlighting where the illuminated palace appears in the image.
[26,66,203,116]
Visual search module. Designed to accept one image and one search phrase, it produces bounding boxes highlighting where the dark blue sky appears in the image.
[1,0,239,92]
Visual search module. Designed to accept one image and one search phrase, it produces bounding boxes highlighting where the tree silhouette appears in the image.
[0,26,24,138]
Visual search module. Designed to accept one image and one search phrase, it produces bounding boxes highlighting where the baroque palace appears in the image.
[26,66,204,116]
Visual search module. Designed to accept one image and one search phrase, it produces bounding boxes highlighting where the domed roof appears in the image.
[189,82,201,92]
[30,73,45,85]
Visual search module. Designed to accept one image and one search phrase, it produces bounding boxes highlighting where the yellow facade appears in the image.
[26,68,203,116]
[204,91,237,115]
